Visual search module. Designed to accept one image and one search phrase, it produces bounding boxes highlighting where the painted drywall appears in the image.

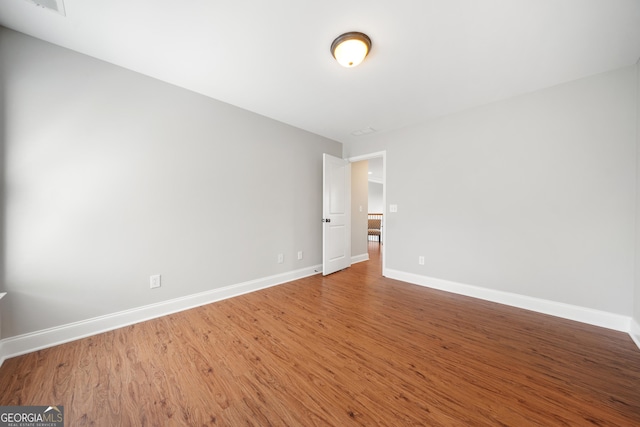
[368,182,383,213]
[0,28,341,338]
[635,63,640,325]
[351,160,369,258]
[0,37,5,340]
[345,65,637,316]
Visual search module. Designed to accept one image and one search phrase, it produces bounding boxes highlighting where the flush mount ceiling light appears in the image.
[331,32,372,68]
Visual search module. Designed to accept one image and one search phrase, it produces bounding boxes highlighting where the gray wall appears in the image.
[0,28,342,338]
[345,65,638,316]
[636,63,640,324]
[368,182,383,213]
[0,40,4,339]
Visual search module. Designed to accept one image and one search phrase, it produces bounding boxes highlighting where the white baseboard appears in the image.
[3,266,636,367]
[631,319,640,350]
[0,264,322,367]
[385,269,632,333]
[351,253,369,264]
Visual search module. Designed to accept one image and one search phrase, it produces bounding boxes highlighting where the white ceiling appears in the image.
[1,0,639,144]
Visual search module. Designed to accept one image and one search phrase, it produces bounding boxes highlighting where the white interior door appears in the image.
[323,153,351,275]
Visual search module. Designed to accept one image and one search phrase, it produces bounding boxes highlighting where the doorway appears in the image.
[348,151,386,277]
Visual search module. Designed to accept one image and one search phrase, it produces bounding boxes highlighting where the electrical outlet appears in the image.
[418,256,425,265]
[277,253,284,264]
[297,251,303,260]
[150,274,161,289]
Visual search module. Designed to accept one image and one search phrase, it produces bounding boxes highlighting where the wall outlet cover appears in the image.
[150,274,161,289]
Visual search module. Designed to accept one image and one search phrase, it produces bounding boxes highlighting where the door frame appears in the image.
[347,150,387,277]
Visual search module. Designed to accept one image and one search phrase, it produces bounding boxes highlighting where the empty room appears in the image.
[1,0,640,425]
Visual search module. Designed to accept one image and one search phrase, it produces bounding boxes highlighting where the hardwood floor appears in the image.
[1,242,639,426]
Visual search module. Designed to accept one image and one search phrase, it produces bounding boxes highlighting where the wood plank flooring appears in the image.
[1,242,640,426]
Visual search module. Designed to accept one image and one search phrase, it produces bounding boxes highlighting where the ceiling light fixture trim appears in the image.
[331,32,372,68]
